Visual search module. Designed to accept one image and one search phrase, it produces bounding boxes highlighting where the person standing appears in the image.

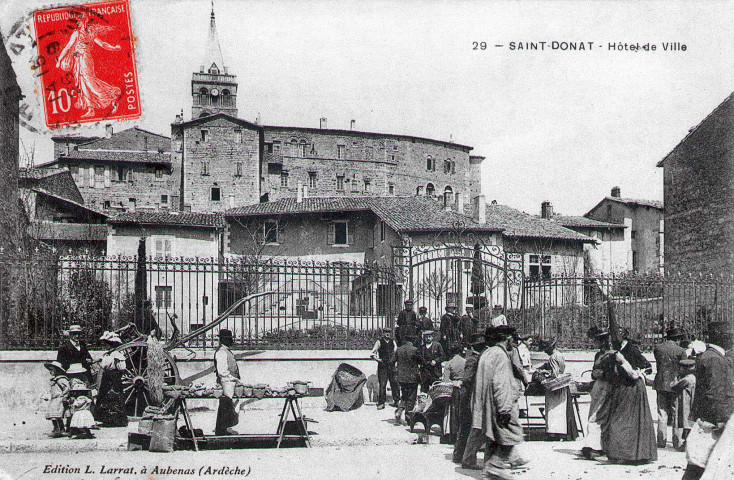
[460,306,478,340]
[653,327,686,449]
[581,329,615,459]
[370,327,400,409]
[394,336,422,426]
[538,338,578,441]
[214,329,242,436]
[670,358,696,452]
[454,333,486,467]
[56,325,93,383]
[416,306,433,346]
[440,303,462,353]
[396,299,418,345]
[472,325,529,479]
[443,345,466,382]
[420,330,444,392]
[683,321,734,480]
[94,331,128,427]
[44,361,70,438]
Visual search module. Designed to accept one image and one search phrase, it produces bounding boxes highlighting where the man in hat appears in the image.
[416,306,433,347]
[472,325,528,478]
[394,336,422,426]
[420,330,444,392]
[370,326,400,409]
[454,332,487,467]
[440,303,462,354]
[56,324,93,383]
[396,299,418,345]
[684,321,734,480]
[214,329,242,435]
[461,305,479,339]
[653,326,687,448]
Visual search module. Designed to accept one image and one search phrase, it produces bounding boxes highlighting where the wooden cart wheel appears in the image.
[118,341,180,417]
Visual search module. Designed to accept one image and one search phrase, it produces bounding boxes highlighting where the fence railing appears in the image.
[0,254,399,349]
[508,273,734,349]
[1,254,731,350]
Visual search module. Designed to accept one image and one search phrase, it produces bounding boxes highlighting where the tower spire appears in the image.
[201,0,226,74]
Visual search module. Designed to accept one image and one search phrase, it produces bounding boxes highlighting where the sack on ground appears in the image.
[686,419,721,468]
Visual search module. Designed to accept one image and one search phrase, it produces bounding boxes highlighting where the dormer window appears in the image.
[209,63,220,74]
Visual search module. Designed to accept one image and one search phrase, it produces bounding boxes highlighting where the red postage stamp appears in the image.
[32,0,141,129]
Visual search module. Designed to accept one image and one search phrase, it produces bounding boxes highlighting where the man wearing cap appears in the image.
[454,332,487,467]
[416,306,433,347]
[56,325,93,383]
[214,329,242,435]
[684,321,734,480]
[394,336,422,426]
[420,330,444,392]
[653,326,687,448]
[472,325,528,478]
[396,299,418,345]
[440,303,462,354]
[370,327,400,409]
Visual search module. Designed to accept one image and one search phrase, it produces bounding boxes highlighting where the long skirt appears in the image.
[584,379,612,451]
[545,386,579,439]
[95,369,128,427]
[602,378,657,462]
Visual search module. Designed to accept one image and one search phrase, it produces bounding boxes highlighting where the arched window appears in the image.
[199,87,209,95]
[426,183,435,196]
[300,139,308,157]
[426,156,434,171]
[211,184,221,202]
[444,159,452,174]
[290,138,299,156]
[221,89,230,96]
[444,185,453,195]
[416,186,424,196]
[443,186,453,207]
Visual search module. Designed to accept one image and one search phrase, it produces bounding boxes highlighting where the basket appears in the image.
[428,382,455,401]
[290,381,310,395]
[253,384,269,399]
[241,385,253,397]
[541,373,573,392]
[149,415,177,453]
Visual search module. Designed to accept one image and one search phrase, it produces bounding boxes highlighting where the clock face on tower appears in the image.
[211,88,219,96]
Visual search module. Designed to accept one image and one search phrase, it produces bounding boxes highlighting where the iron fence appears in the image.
[0,253,399,349]
[509,272,734,349]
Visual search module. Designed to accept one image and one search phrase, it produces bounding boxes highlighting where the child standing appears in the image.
[670,358,697,452]
[68,387,95,439]
[44,361,70,438]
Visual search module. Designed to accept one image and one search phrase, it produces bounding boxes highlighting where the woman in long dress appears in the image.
[94,332,128,427]
[55,12,122,118]
[602,350,657,463]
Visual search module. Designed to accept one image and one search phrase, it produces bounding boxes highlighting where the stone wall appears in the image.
[0,38,22,253]
[178,117,261,212]
[662,96,734,275]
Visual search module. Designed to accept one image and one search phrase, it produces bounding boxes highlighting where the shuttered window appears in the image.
[329,221,352,246]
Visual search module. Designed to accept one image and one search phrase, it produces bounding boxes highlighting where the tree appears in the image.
[60,269,113,341]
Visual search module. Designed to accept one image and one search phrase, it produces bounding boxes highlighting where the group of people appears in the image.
[44,325,130,438]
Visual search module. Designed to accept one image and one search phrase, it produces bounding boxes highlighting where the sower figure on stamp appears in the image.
[653,326,686,448]
[214,329,243,436]
[396,299,418,346]
[370,327,400,409]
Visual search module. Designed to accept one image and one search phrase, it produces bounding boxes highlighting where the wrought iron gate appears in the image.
[392,243,524,323]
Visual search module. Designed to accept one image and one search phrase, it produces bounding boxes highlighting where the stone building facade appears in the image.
[0,36,23,253]
[657,93,734,276]
[585,187,664,273]
[49,126,178,213]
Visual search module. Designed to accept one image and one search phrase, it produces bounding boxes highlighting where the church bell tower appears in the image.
[191,3,238,118]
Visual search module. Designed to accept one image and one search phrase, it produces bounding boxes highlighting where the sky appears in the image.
[2,0,733,215]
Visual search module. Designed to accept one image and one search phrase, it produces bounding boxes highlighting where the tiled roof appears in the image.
[226,196,592,242]
[58,150,172,165]
[76,127,171,152]
[19,168,66,180]
[20,168,85,205]
[485,204,593,242]
[550,215,626,229]
[30,221,108,241]
[603,196,663,210]
[109,211,225,228]
[32,188,108,218]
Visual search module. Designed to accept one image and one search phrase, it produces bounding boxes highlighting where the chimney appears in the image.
[255,112,261,125]
[229,194,235,208]
[350,119,355,131]
[611,186,621,198]
[457,194,465,213]
[541,200,553,219]
[105,124,113,138]
[474,195,486,224]
[297,181,303,203]
[303,185,309,199]
[128,199,136,212]
[174,113,182,123]
[320,117,327,129]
